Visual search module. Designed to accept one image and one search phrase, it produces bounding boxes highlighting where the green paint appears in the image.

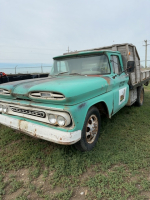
[0,50,129,132]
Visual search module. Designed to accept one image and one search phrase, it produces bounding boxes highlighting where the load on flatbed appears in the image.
[0,43,149,151]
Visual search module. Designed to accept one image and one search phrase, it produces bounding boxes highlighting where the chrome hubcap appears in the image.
[86,115,98,144]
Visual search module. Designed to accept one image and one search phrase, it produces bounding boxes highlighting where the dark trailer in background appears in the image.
[0,73,49,84]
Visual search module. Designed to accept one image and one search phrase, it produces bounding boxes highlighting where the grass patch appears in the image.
[9,179,24,194]
[1,85,150,199]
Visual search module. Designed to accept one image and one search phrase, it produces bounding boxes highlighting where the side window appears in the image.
[111,56,122,74]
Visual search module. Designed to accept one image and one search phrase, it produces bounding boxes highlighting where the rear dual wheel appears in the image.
[74,107,101,152]
[135,86,144,106]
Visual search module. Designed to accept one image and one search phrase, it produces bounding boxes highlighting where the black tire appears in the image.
[144,81,149,86]
[135,86,144,107]
[74,106,101,152]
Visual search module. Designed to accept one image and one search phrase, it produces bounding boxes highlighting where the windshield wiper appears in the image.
[55,71,69,76]
[55,72,84,76]
[69,73,83,76]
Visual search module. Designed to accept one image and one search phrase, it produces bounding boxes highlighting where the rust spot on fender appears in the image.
[87,75,111,85]
[64,106,69,110]
[78,102,86,109]
[101,76,111,85]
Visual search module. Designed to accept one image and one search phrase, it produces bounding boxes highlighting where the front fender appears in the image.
[65,90,113,132]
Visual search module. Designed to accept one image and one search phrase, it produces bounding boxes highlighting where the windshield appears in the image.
[50,54,110,76]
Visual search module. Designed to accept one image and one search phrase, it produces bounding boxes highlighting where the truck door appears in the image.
[110,55,129,114]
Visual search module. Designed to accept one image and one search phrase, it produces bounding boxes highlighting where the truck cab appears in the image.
[52,50,129,115]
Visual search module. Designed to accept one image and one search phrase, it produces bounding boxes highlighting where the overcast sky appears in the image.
[0,0,150,66]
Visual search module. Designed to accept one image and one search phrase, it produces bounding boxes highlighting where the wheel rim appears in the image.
[86,114,98,144]
[140,89,144,104]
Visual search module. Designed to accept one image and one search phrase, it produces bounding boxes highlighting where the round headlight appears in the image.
[0,105,2,113]
[57,116,65,127]
[2,105,8,113]
[48,114,57,124]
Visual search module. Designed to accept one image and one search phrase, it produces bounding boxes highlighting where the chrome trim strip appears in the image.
[0,99,63,111]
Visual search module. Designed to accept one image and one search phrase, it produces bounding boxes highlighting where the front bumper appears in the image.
[0,115,81,145]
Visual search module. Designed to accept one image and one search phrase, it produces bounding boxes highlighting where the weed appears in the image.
[43,169,49,178]
[0,175,5,196]
[15,195,28,200]
[9,179,24,194]
[28,183,36,192]
[51,189,73,200]
[29,167,40,180]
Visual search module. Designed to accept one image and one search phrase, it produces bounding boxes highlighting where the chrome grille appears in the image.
[10,106,46,118]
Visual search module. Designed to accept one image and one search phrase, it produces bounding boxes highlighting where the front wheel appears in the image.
[74,106,101,151]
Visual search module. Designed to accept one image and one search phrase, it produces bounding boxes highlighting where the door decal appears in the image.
[119,87,126,105]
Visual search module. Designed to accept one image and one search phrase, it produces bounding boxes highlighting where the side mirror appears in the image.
[127,61,135,73]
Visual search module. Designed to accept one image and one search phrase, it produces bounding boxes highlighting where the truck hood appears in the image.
[0,75,112,105]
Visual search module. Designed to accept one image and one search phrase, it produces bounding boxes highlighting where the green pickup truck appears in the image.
[0,43,150,151]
